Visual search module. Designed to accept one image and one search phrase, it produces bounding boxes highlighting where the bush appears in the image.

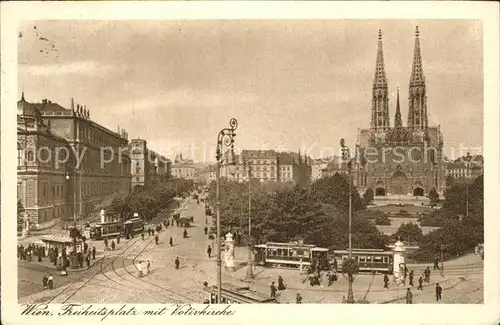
[374,214,391,225]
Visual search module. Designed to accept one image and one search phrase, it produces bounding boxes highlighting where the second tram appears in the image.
[332,249,393,273]
[254,242,332,270]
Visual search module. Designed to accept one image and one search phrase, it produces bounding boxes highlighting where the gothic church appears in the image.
[355,27,445,197]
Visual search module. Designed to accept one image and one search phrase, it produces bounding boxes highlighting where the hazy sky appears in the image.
[18,20,483,162]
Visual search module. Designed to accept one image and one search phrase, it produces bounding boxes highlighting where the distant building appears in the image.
[171,154,196,180]
[311,157,332,182]
[218,149,311,186]
[17,94,131,225]
[196,164,217,184]
[277,151,312,187]
[321,157,351,178]
[129,139,172,190]
[445,153,483,183]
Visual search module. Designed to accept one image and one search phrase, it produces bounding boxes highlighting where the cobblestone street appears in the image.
[18,197,484,304]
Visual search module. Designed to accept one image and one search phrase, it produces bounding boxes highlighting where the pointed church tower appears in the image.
[371,29,390,130]
[394,87,403,128]
[407,26,428,130]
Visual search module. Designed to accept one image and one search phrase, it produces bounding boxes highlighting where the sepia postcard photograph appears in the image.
[1,2,499,325]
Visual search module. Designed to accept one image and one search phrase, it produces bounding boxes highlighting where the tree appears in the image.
[363,188,374,205]
[414,175,483,262]
[428,187,440,204]
[374,213,391,226]
[310,174,365,211]
[391,222,423,243]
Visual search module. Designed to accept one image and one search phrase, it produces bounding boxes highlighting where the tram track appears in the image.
[45,236,142,304]
[119,238,199,303]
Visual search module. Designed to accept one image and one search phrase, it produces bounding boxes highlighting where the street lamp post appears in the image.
[215,118,238,304]
[340,138,355,304]
[66,172,79,269]
[244,159,254,280]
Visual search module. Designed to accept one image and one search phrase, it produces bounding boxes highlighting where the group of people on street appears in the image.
[19,242,97,271]
[18,243,45,262]
[42,273,54,290]
[270,275,287,297]
[104,237,116,251]
[405,283,442,304]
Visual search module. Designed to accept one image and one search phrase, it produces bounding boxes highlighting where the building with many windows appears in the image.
[311,157,333,182]
[219,149,311,186]
[171,154,196,180]
[445,153,483,183]
[17,94,131,226]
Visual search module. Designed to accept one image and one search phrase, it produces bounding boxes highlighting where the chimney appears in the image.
[42,99,47,104]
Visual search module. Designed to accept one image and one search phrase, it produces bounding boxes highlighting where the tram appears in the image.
[332,249,393,274]
[89,221,122,240]
[254,242,332,270]
[203,283,278,304]
[89,217,145,240]
[123,217,144,238]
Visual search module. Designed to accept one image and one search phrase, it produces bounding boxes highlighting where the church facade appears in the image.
[354,27,445,197]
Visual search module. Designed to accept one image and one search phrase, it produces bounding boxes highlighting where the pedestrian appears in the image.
[204,226,208,235]
[433,257,439,270]
[83,242,88,253]
[117,235,120,244]
[270,282,277,298]
[417,276,424,290]
[48,274,54,290]
[296,293,302,304]
[383,274,389,288]
[435,283,442,301]
[424,267,431,283]
[147,260,151,274]
[278,275,286,290]
[406,288,413,304]
[175,257,180,269]
[169,236,173,247]
[111,240,116,251]
[86,255,90,269]
[141,232,145,241]
[155,234,159,245]
[42,274,48,289]
[207,245,212,258]
[92,247,96,260]
[183,229,188,238]
[409,270,414,286]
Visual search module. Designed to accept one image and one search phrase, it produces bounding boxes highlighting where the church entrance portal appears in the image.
[413,187,424,196]
[375,187,386,196]
[390,171,410,195]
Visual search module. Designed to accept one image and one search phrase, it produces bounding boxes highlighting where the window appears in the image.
[358,256,366,263]
[17,142,23,167]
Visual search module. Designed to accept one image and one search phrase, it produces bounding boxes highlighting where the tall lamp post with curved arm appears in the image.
[215,118,238,304]
[244,158,254,280]
[340,138,355,304]
[65,171,79,269]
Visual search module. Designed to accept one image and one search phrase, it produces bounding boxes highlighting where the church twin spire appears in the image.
[371,26,427,131]
[371,29,390,130]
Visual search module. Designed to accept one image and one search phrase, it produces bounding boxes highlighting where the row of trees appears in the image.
[413,175,484,262]
[207,174,388,250]
[105,178,195,222]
